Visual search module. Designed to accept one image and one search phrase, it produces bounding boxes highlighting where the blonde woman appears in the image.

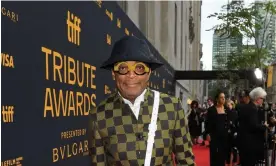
[226,100,239,166]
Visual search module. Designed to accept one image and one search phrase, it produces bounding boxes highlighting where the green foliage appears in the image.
[208,1,276,95]
[208,0,276,69]
[227,45,271,70]
[208,1,276,41]
[208,1,254,39]
[208,80,232,99]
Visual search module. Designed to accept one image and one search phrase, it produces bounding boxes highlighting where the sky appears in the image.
[200,0,255,70]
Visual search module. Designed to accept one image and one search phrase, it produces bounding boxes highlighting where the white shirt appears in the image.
[119,89,147,119]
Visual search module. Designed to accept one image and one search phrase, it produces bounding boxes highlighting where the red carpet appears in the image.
[192,141,240,166]
[172,141,209,166]
[193,143,210,166]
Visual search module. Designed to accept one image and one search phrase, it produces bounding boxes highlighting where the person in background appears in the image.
[207,97,214,108]
[272,103,276,112]
[226,100,239,166]
[201,98,213,146]
[88,36,195,166]
[205,90,230,166]
[236,90,251,113]
[188,100,203,145]
[238,87,269,166]
[240,90,250,105]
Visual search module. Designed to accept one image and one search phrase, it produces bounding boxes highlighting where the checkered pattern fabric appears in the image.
[89,88,195,166]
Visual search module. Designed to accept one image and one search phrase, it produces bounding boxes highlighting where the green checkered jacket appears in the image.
[89,88,195,166]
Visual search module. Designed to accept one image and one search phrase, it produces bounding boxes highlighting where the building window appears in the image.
[186,6,188,21]
[117,1,128,13]
[179,91,183,104]
[139,1,147,36]
[180,1,184,68]
[174,3,177,57]
[189,2,195,44]
[160,1,168,60]
[185,36,187,70]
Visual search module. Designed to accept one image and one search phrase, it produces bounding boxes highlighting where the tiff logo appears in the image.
[67,10,81,46]
[2,105,14,123]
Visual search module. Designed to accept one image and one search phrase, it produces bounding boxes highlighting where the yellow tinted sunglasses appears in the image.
[113,62,150,75]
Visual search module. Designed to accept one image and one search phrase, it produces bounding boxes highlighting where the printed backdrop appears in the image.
[2,1,175,166]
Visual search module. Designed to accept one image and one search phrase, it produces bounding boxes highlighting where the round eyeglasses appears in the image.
[113,62,150,75]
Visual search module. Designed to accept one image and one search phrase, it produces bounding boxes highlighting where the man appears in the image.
[89,36,195,166]
[235,90,250,119]
[235,90,250,110]
[207,97,213,109]
[238,87,268,166]
[241,90,250,104]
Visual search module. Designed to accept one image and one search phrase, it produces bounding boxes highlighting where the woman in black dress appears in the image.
[205,91,230,166]
[188,100,203,144]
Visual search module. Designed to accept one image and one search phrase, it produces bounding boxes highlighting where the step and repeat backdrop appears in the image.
[2,1,175,166]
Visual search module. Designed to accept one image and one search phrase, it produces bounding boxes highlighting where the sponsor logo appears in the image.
[1,7,19,23]
[2,106,15,123]
[67,11,81,46]
[1,53,15,68]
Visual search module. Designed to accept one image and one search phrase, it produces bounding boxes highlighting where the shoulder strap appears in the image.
[144,90,160,166]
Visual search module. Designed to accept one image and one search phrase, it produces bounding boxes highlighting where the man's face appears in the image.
[207,100,213,106]
[242,96,250,104]
[112,61,151,101]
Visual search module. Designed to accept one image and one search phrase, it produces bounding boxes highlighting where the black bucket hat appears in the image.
[100,36,163,70]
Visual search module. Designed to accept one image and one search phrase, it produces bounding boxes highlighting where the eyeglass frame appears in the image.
[113,62,150,75]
